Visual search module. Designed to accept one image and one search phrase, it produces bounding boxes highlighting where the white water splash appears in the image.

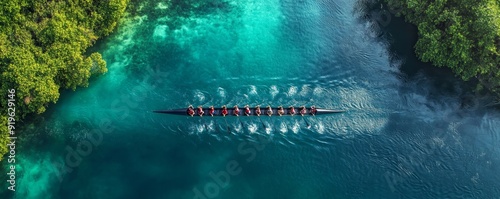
[249,85,258,95]
[279,122,288,133]
[265,126,272,134]
[217,87,226,99]
[300,85,311,97]
[196,123,204,133]
[315,121,325,134]
[270,85,279,98]
[313,86,324,96]
[248,123,258,133]
[287,86,298,97]
[193,90,205,103]
[291,120,300,133]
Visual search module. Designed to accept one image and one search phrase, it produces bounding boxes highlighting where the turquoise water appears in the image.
[3,0,500,198]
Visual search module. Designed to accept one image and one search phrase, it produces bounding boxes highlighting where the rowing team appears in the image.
[187,105,317,117]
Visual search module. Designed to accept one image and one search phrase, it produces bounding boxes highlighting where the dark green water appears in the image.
[3,0,500,198]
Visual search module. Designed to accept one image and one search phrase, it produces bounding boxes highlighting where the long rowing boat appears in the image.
[153,106,345,117]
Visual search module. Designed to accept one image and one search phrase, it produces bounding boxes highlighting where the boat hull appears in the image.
[153,107,345,116]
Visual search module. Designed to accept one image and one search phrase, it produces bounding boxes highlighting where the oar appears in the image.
[209,107,219,132]
[195,106,208,130]
[301,117,311,128]
[270,116,277,132]
[214,119,220,133]
[255,105,265,128]
[311,114,318,129]
[224,116,230,133]
[238,117,244,129]
[258,116,266,128]
[200,116,208,130]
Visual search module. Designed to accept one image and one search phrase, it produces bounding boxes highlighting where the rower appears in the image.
[277,106,284,116]
[197,106,204,116]
[310,105,317,115]
[209,106,215,116]
[221,105,228,116]
[187,105,195,117]
[233,105,240,116]
[255,105,262,116]
[244,105,251,116]
[300,106,307,116]
[266,106,273,116]
[289,106,296,116]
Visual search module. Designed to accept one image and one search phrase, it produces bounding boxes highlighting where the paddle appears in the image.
[200,117,208,131]
[270,115,277,133]
[224,116,230,133]
[197,107,208,131]
[258,116,266,128]
[302,117,311,128]
[237,116,244,130]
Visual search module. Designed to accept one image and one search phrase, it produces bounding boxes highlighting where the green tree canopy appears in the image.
[386,0,500,93]
[0,0,127,160]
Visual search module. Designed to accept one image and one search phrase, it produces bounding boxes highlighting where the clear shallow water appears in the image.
[3,0,500,198]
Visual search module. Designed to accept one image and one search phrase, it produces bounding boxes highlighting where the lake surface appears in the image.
[4,0,500,198]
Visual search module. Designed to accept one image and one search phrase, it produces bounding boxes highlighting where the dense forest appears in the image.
[385,0,500,94]
[0,0,128,160]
